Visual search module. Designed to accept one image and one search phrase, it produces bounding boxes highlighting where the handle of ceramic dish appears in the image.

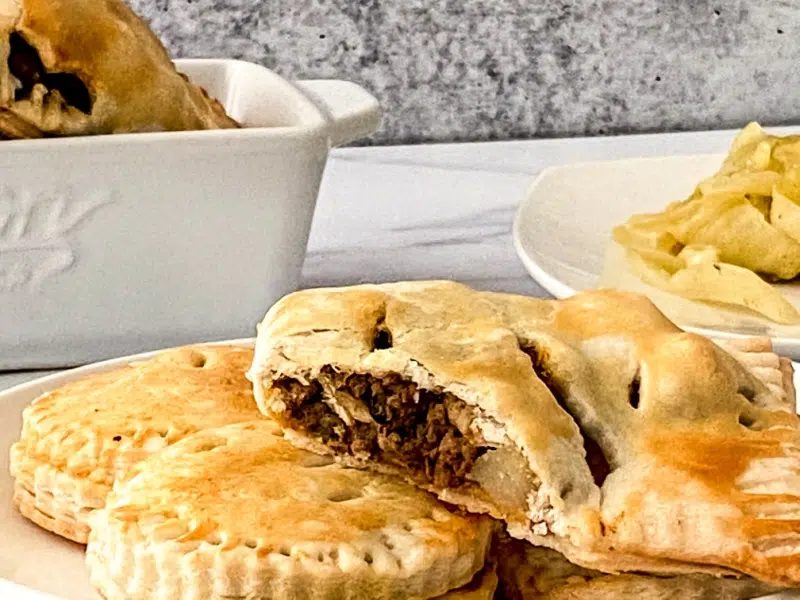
[294,80,381,147]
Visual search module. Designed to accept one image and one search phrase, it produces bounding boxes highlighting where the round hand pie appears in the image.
[9,345,261,543]
[86,420,495,600]
[250,281,800,587]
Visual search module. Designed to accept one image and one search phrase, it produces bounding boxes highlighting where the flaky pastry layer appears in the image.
[495,537,781,600]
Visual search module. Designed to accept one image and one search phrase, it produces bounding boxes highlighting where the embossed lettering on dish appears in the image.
[0,188,111,291]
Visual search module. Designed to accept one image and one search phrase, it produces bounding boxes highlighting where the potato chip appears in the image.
[720,122,773,172]
[613,122,800,324]
[662,192,745,243]
[728,121,771,155]
[690,201,800,279]
[625,246,800,325]
[612,225,684,272]
[747,195,772,220]
[696,171,778,197]
[771,137,800,171]
[771,187,800,246]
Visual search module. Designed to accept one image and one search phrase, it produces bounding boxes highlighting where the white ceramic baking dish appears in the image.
[0,58,380,369]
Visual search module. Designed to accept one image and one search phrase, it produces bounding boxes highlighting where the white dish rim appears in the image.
[511,155,800,350]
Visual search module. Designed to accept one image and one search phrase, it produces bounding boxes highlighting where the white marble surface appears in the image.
[303,124,800,293]
[4,125,798,391]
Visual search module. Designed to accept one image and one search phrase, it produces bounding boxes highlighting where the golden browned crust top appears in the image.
[88,420,494,600]
[13,345,261,492]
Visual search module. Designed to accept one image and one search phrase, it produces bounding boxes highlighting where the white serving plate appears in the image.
[513,154,800,359]
[0,342,797,599]
[0,59,380,371]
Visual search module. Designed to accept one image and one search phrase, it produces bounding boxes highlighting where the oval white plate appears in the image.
[514,154,800,359]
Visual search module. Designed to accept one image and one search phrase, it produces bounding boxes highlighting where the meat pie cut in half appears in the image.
[249,281,800,586]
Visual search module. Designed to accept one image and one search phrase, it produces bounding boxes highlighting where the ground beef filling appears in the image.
[272,368,486,488]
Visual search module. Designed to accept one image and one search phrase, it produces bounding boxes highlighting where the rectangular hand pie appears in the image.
[249,281,800,586]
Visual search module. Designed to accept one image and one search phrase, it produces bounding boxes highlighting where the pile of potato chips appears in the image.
[613,122,800,324]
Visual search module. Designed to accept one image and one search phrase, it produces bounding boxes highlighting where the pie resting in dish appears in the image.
[0,0,237,139]
[249,281,800,586]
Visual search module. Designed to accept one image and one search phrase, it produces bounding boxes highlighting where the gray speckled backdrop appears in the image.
[130,0,800,145]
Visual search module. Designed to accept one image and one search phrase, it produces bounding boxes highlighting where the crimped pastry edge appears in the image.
[714,337,796,410]
[86,508,493,600]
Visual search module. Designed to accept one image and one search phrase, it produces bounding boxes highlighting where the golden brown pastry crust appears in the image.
[495,537,781,600]
[250,281,800,586]
[9,345,261,543]
[0,0,237,137]
[87,420,495,600]
[0,106,42,138]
